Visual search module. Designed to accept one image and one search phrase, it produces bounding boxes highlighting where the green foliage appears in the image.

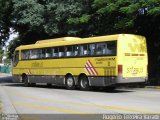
[97,3,118,14]
[0,47,4,62]
[148,7,160,16]
[114,19,134,30]
[13,0,45,28]
[120,3,140,14]
[43,0,82,35]
[12,0,45,40]
[67,18,80,25]
[7,37,21,59]
[80,14,91,23]
[0,47,3,55]
[67,14,91,25]
[0,0,13,44]
[0,0,159,44]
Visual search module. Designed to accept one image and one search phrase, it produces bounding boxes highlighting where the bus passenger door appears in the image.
[53,69,64,85]
[13,51,19,67]
[12,50,20,82]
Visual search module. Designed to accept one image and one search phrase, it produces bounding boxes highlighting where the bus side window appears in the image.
[89,44,96,55]
[59,47,64,57]
[80,44,89,56]
[30,50,33,59]
[73,45,79,56]
[106,41,117,55]
[22,50,30,60]
[66,46,73,57]
[40,49,45,58]
[26,51,30,59]
[96,42,107,55]
[46,48,52,58]
[30,49,39,59]
[52,48,58,57]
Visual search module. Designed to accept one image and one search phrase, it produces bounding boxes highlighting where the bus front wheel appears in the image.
[23,75,30,87]
[79,76,90,91]
[65,75,75,90]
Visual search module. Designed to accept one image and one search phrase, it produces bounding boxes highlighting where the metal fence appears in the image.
[0,65,12,74]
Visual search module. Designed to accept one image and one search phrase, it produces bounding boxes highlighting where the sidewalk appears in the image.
[0,100,2,113]
[145,86,160,89]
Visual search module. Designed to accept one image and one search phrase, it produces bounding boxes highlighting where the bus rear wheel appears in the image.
[65,75,75,90]
[105,86,116,91]
[79,76,90,91]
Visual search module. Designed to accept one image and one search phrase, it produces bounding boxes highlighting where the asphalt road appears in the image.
[0,82,160,120]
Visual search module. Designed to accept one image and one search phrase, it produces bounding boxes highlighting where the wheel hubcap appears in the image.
[81,80,88,88]
[67,78,73,87]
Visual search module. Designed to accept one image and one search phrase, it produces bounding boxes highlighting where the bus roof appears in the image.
[15,34,143,50]
[36,37,81,44]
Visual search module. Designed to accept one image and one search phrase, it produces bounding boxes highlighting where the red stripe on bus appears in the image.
[85,65,92,75]
[88,60,98,75]
[86,61,95,75]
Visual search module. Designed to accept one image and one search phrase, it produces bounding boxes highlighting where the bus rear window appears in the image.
[96,41,117,56]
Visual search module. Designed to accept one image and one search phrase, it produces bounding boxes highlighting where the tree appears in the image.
[0,46,4,63]
[7,36,21,59]
[92,0,160,84]
[12,0,48,44]
[0,0,13,45]
[10,0,93,43]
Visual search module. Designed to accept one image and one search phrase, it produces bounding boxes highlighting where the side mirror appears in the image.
[11,54,14,61]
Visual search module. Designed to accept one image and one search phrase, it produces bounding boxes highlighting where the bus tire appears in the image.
[138,82,145,88]
[23,75,30,87]
[105,86,116,91]
[30,83,36,87]
[47,83,52,87]
[79,76,90,91]
[65,75,75,90]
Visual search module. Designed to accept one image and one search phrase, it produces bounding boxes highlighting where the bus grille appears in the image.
[105,67,116,76]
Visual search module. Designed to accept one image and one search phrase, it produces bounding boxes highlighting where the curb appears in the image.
[145,86,160,89]
[0,88,20,120]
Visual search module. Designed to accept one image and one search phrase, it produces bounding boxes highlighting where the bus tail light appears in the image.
[118,65,123,74]
[146,65,148,81]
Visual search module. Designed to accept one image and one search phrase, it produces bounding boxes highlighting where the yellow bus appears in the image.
[12,34,148,90]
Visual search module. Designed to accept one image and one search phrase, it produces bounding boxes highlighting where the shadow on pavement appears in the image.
[1,82,134,93]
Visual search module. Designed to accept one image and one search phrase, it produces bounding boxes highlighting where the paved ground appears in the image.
[0,82,160,120]
[0,100,2,113]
